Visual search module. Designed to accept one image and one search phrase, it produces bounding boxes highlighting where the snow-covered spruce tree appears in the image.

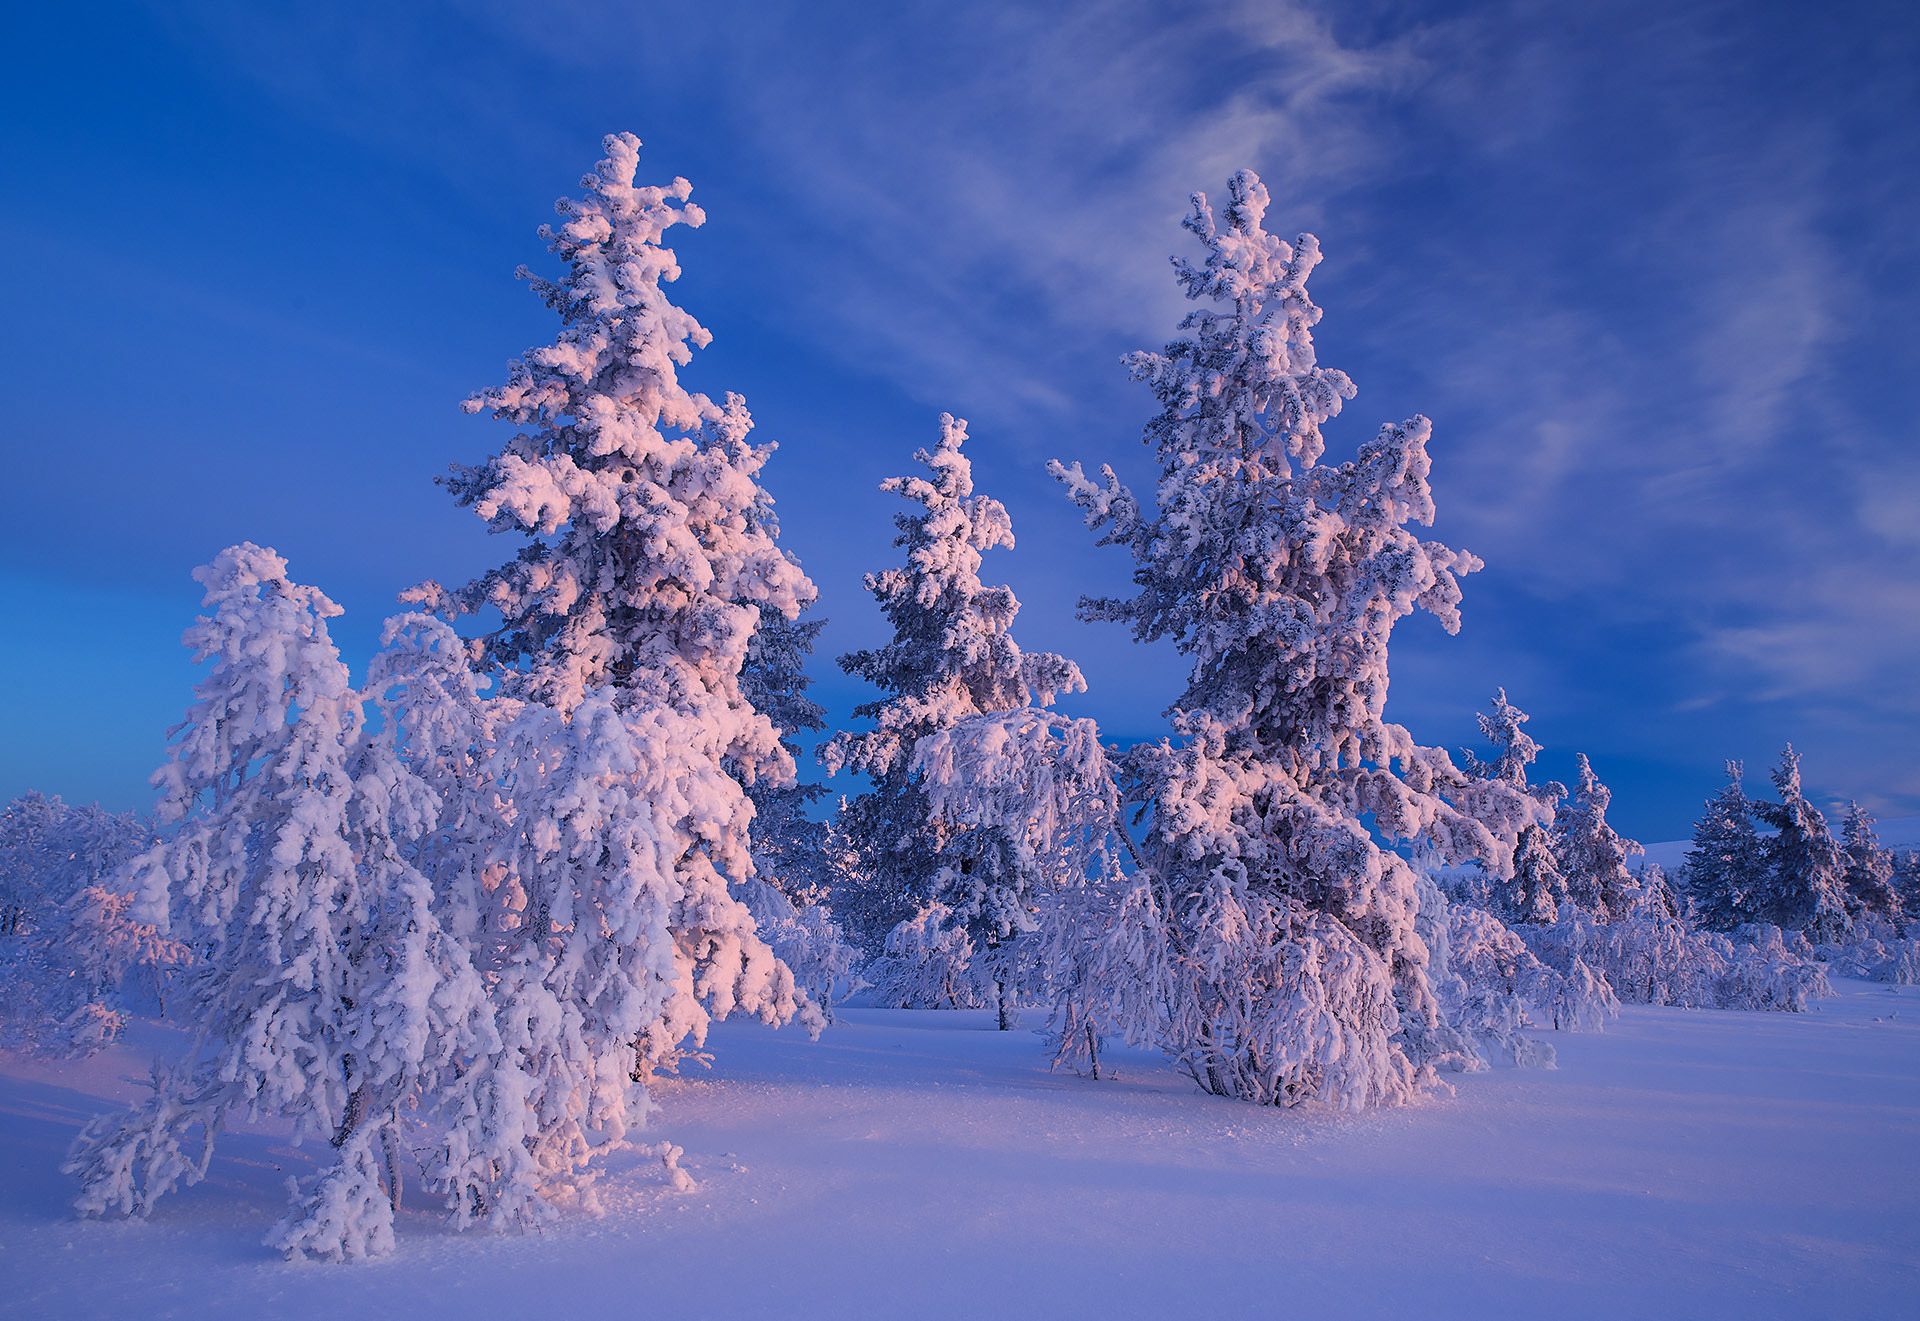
[405,133,817,1216]
[1839,802,1902,928]
[1463,688,1556,800]
[1497,825,1568,926]
[1551,755,1642,923]
[1460,690,1567,925]
[65,546,475,1260]
[1046,171,1542,1107]
[1752,746,1852,944]
[822,414,1086,1020]
[1686,762,1768,932]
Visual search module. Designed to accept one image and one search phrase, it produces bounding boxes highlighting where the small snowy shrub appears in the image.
[865,903,988,1010]
[1522,881,1831,1012]
[0,794,179,1055]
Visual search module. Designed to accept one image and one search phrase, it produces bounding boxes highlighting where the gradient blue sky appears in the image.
[4,0,1917,842]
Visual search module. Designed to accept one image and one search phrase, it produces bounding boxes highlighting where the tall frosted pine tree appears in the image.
[408,132,819,1212]
[1048,171,1536,1108]
[823,415,1085,969]
[1752,747,1852,943]
[1687,762,1766,931]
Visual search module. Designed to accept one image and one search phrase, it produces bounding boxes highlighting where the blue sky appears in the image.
[3,0,1916,843]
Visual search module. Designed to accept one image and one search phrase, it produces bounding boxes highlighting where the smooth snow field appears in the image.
[3,983,1916,1320]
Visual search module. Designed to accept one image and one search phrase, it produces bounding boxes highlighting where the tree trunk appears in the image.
[381,1117,405,1214]
[995,977,1013,1031]
[1086,1023,1100,1080]
[332,1080,369,1149]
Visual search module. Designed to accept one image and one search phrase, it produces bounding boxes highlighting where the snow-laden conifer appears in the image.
[1808,802,1919,983]
[1045,172,1540,1107]
[862,902,986,1009]
[822,414,1085,995]
[1496,825,1569,926]
[1463,689,1556,799]
[912,706,1122,1029]
[1752,747,1852,944]
[66,547,463,1259]
[1459,691,1567,926]
[406,133,818,1216]
[1427,905,1601,1067]
[1552,755,1642,923]
[1838,802,1902,926]
[1898,851,1920,915]
[1686,762,1767,931]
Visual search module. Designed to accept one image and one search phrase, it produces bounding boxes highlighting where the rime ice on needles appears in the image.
[1048,171,1535,1108]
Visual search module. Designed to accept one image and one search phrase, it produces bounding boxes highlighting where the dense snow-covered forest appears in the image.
[3,133,1916,1305]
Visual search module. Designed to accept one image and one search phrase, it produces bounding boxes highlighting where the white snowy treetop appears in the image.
[1688,761,1766,932]
[1754,746,1853,943]
[1465,688,1551,795]
[421,130,813,747]
[1553,754,1643,924]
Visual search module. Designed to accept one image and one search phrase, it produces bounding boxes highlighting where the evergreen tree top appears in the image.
[1464,689,1562,805]
[1051,171,1482,795]
[411,132,813,725]
[826,415,1084,787]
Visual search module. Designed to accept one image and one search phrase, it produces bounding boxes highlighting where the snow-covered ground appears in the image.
[4,984,1916,1319]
